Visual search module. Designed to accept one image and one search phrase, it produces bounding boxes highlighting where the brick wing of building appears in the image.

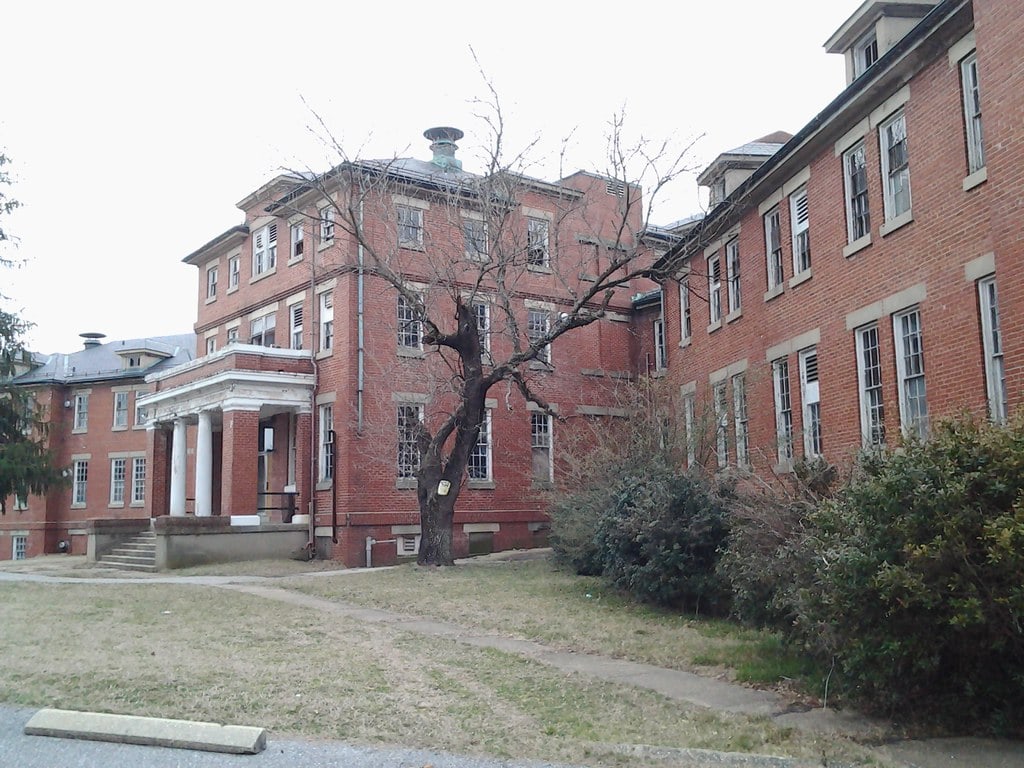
[656,0,1018,474]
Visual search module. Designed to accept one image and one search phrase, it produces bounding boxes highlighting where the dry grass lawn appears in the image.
[0,579,881,766]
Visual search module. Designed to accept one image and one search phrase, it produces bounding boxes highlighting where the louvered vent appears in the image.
[803,352,819,383]
[606,179,625,197]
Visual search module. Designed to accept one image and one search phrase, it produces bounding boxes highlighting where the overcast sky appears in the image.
[2,1,850,354]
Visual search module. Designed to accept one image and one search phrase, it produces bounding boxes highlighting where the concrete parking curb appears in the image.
[24,708,266,754]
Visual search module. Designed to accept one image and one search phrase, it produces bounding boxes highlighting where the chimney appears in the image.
[424,126,464,171]
[80,332,106,349]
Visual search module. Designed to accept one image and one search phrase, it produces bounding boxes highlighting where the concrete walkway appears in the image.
[1,556,1022,767]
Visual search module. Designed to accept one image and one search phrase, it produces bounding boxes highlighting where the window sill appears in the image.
[71,503,86,509]
[399,242,425,252]
[72,428,87,435]
[397,347,426,359]
[249,267,277,285]
[526,263,552,274]
[706,319,722,334]
[108,503,125,509]
[963,166,987,191]
[112,425,127,432]
[880,209,913,237]
[725,309,742,324]
[529,360,554,371]
[531,480,554,491]
[578,273,598,282]
[316,480,334,492]
[789,269,812,288]
[227,285,239,295]
[678,337,692,349]
[205,296,217,305]
[395,478,417,490]
[288,255,304,266]
[650,369,666,379]
[317,240,333,253]
[843,234,872,258]
[315,349,333,361]
[763,284,784,303]
[132,424,148,431]
[773,461,794,475]
[467,479,496,490]
[129,501,145,508]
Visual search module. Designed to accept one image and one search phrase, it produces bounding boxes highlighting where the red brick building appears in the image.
[658,0,1019,476]
[1,334,194,559]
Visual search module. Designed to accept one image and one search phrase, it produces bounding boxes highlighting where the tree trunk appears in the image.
[417,465,459,566]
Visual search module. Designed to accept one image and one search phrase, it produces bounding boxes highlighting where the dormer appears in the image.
[825,1,936,86]
[116,344,173,371]
[697,132,793,208]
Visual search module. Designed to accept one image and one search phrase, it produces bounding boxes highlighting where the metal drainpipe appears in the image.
[307,215,320,557]
[357,199,365,433]
[365,536,397,568]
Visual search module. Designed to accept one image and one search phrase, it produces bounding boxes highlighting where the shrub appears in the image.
[790,416,1024,732]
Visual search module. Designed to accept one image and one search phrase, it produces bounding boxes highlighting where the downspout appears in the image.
[307,219,320,557]
[357,198,365,433]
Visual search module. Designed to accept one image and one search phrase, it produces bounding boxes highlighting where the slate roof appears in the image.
[14,333,196,386]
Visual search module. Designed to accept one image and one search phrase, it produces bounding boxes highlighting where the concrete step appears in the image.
[101,553,155,566]
[117,541,155,551]
[97,559,157,573]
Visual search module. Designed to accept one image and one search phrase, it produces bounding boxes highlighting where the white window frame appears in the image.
[72,459,88,506]
[799,347,822,458]
[397,404,423,479]
[853,31,879,78]
[205,337,216,355]
[73,393,89,432]
[764,208,783,290]
[790,186,810,275]
[397,293,422,350]
[961,52,985,174]
[110,458,127,506]
[530,412,553,483]
[228,255,240,289]
[880,111,911,221]
[290,222,304,260]
[843,141,871,243]
[732,373,749,468]
[978,276,1006,424]
[526,217,549,267]
[227,326,239,345]
[252,223,278,276]
[772,358,794,466]
[707,252,722,324]
[467,409,492,482]
[206,266,218,299]
[653,318,666,371]
[725,239,741,314]
[113,391,129,429]
[12,535,27,561]
[473,300,490,360]
[250,313,276,347]
[14,494,28,511]
[318,404,334,482]
[527,309,551,364]
[131,457,146,504]
[682,394,696,467]
[855,324,887,448]
[319,207,335,243]
[290,303,303,350]
[893,307,928,440]
[680,278,691,342]
[397,204,424,248]
[712,381,729,467]
[320,292,334,352]
[463,217,488,260]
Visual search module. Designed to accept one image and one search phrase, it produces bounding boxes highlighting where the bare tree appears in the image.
[275,96,692,565]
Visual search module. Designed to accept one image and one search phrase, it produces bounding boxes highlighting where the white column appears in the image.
[194,410,213,517]
[169,418,187,517]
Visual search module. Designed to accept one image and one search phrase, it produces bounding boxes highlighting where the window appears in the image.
[682,394,696,467]
[397,294,422,350]
[772,358,794,465]
[894,308,928,439]
[113,392,129,428]
[319,207,334,243]
[726,238,741,314]
[110,458,126,505]
[14,495,28,511]
[853,32,879,78]
[252,223,278,276]
[680,279,691,342]
[464,218,487,259]
[653,319,666,371]
[126,355,142,369]
[856,324,886,448]
[732,373,749,468]
[131,457,146,504]
[319,405,334,482]
[843,142,870,242]
[527,217,549,267]
[289,304,303,350]
[713,381,729,467]
[73,459,88,505]
[961,52,985,174]
[397,404,423,479]
[799,348,822,458]
[468,410,492,481]
[473,301,490,359]
[227,326,239,344]
[880,112,911,221]
[978,276,1006,423]
[250,313,276,347]
[764,208,783,290]
[134,398,148,428]
[228,255,240,289]
[707,253,722,324]
[527,309,551,364]
[73,393,89,431]
[12,535,26,561]
[790,187,810,274]
[320,292,334,352]
[205,337,216,355]
[531,412,553,483]
[206,266,218,299]
[290,222,304,260]
[397,205,423,248]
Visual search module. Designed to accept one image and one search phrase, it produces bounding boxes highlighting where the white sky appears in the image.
[1,1,849,354]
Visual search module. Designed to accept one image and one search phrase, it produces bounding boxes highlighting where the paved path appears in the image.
[1,558,1022,767]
